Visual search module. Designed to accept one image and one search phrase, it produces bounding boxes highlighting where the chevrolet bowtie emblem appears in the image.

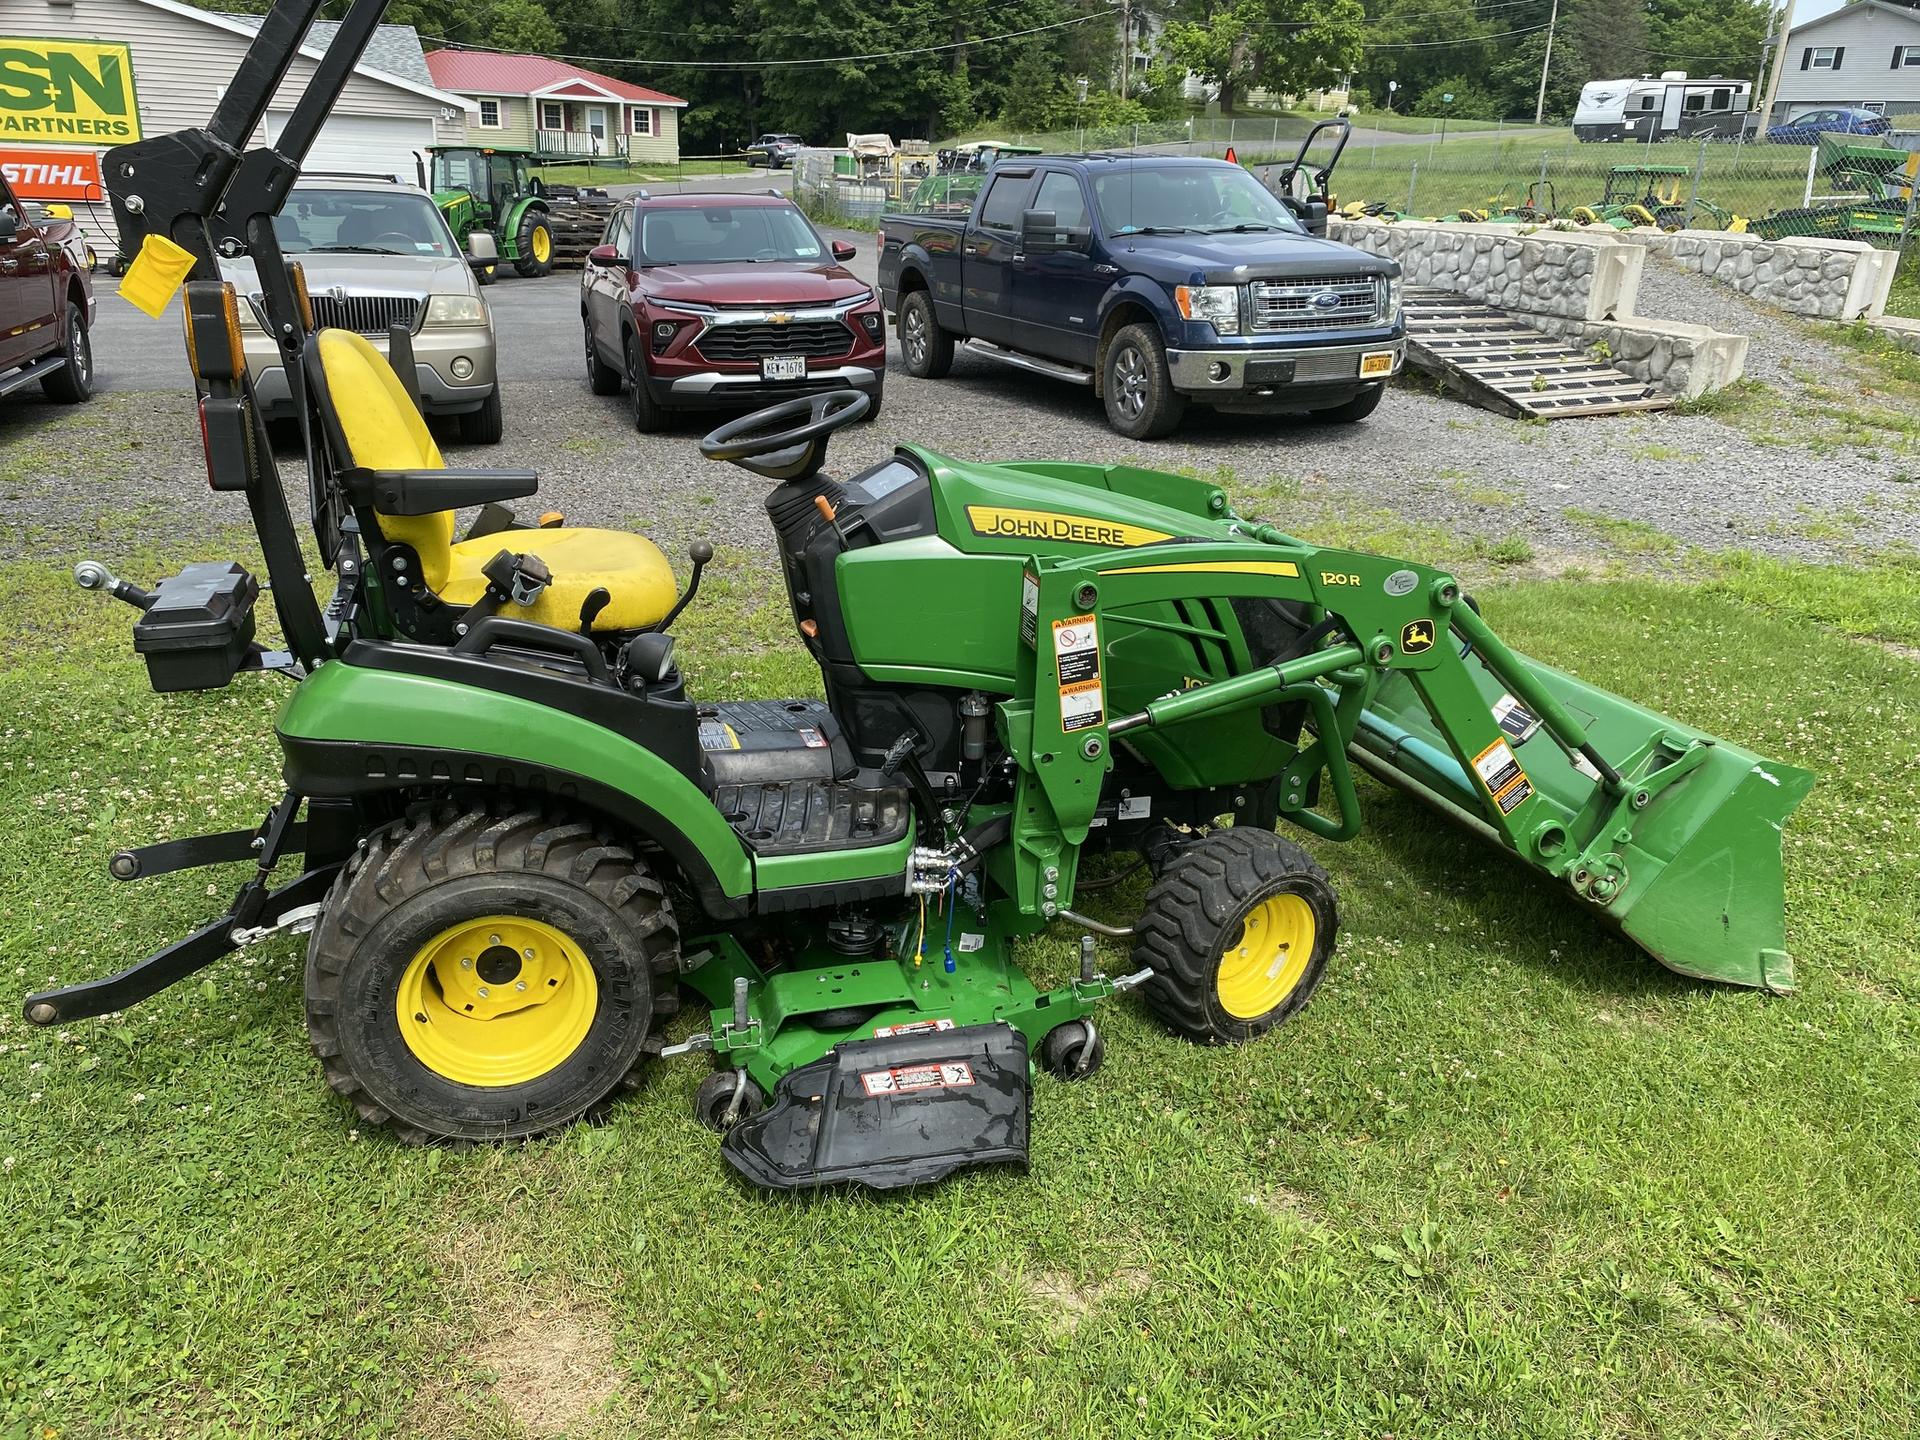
[767,312,792,324]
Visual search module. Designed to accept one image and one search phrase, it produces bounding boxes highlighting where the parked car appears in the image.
[1766,107,1893,145]
[221,175,502,443]
[878,154,1403,439]
[746,134,806,169]
[581,191,886,431]
[0,170,95,406]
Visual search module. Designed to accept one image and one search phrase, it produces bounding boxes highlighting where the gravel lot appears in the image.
[6,237,1913,572]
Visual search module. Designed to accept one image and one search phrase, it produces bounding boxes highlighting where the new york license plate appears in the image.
[761,355,806,381]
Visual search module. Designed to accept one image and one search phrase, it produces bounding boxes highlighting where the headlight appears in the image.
[1380,275,1403,322]
[1174,284,1240,335]
[424,293,486,326]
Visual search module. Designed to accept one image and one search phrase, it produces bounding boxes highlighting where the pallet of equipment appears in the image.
[1401,289,1671,420]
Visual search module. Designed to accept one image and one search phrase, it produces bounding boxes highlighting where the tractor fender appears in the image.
[274,658,753,918]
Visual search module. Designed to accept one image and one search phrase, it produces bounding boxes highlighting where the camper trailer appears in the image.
[1574,73,1752,142]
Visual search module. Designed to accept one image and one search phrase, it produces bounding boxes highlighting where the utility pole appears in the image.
[1758,0,1800,133]
[1119,0,1132,100]
[1533,0,1559,127]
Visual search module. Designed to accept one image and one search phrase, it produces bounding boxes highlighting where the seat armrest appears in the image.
[342,467,539,516]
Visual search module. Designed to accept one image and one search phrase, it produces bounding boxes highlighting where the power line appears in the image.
[422,11,1108,70]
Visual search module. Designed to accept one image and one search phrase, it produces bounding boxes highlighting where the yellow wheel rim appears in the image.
[531,225,552,263]
[1216,894,1316,1020]
[395,915,597,1086]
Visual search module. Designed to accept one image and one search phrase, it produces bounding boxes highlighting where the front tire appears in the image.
[40,299,92,404]
[898,290,953,379]
[303,804,679,1143]
[456,386,504,445]
[1310,383,1384,425]
[625,332,667,432]
[514,211,555,278]
[1103,323,1185,439]
[1132,829,1337,1045]
[860,384,884,424]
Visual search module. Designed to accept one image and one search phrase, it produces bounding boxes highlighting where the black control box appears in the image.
[131,562,259,693]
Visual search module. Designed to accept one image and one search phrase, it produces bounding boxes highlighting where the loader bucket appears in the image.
[1351,644,1814,991]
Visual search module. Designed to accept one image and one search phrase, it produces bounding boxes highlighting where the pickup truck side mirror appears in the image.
[586,243,621,268]
[1022,208,1090,254]
[831,240,857,261]
[467,231,499,267]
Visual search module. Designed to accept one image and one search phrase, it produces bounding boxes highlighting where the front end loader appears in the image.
[28,0,1814,1192]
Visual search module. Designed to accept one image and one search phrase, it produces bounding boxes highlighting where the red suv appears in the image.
[581,192,885,431]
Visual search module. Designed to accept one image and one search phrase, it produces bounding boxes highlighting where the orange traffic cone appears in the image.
[1224,145,1238,164]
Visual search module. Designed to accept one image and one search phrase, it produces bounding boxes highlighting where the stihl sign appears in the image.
[0,146,103,200]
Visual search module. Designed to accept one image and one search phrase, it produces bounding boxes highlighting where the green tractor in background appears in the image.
[428,146,556,282]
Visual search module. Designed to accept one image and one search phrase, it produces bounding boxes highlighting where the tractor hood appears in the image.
[1112,229,1398,287]
[632,262,871,307]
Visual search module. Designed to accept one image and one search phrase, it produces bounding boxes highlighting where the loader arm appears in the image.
[1003,534,1812,991]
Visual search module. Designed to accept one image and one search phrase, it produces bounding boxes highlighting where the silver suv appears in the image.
[223,176,501,443]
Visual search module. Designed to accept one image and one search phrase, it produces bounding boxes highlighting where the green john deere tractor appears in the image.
[429,145,555,281]
[51,0,1815,1191]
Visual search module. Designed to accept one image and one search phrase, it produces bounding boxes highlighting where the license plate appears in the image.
[761,355,806,381]
[1360,350,1396,378]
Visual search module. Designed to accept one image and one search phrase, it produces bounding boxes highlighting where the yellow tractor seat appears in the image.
[313,328,677,633]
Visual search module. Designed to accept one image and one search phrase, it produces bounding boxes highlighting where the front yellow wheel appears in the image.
[396,916,598,1086]
[1215,894,1317,1020]
[531,225,553,263]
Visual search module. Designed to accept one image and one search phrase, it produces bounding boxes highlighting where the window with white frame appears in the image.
[630,107,652,135]
[1898,45,1920,67]
[1806,46,1841,70]
[541,100,564,130]
[477,97,500,127]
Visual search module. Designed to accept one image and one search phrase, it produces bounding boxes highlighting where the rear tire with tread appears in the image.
[303,802,680,1144]
[1132,828,1337,1045]
[898,290,953,379]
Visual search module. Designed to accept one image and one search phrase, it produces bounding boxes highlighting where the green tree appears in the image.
[1564,0,1647,81]
[1163,0,1366,113]
[1351,0,1490,111]
[1647,0,1771,83]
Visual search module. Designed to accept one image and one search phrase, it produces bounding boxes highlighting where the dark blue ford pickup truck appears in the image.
[878,153,1403,439]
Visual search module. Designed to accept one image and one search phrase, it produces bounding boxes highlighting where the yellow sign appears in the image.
[0,39,142,146]
[967,505,1172,549]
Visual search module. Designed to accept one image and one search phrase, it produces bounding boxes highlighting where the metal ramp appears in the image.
[1402,289,1672,420]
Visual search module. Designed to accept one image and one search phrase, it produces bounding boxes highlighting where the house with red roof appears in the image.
[424,50,688,166]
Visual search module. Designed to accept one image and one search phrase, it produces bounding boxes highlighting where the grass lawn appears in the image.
[2,439,1918,1436]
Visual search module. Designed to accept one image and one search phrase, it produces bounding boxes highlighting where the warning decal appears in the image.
[1491,693,1541,744]
[860,1061,975,1096]
[697,720,741,751]
[1053,613,1105,732]
[873,1017,957,1039]
[797,726,828,748]
[1471,738,1525,798]
[1494,776,1533,814]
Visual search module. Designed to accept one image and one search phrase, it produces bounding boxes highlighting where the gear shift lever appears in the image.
[651,540,714,633]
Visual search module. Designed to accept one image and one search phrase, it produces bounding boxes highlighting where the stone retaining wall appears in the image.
[1329,218,1642,322]
[1527,315,1750,399]
[1591,227,1896,321]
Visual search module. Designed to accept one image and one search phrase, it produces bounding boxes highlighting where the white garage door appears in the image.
[263,111,435,188]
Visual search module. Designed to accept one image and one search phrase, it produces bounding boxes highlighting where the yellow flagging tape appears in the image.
[120,234,196,318]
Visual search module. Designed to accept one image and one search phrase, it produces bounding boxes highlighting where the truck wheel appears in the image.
[1103,323,1186,439]
[40,300,92,404]
[475,258,498,287]
[625,332,668,433]
[1310,383,1384,425]
[1131,828,1337,1045]
[303,804,680,1144]
[585,322,623,395]
[899,291,953,379]
[456,386,504,445]
[514,212,555,278]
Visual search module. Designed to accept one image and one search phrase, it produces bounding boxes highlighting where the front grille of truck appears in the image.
[1249,276,1380,331]
[307,293,424,336]
[694,319,854,362]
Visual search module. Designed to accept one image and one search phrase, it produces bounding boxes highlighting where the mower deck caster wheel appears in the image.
[694,1070,766,1132]
[1040,1021,1105,1081]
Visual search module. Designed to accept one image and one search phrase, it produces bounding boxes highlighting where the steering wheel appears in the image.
[699,390,870,480]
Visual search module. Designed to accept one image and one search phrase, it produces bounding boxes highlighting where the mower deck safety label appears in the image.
[1472,738,1532,815]
[697,720,741,751]
[873,1017,956,1039]
[860,1060,975,1096]
[1053,614,1105,732]
[1492,693,1541,743]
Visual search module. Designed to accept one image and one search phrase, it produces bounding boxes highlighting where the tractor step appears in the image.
[720,1022,1031,1191]
[1402,289,1673,420]
[712,777,912,856]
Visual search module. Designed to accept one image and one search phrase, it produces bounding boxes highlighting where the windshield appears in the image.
[635,203,826,265]
[273,190,457,258]
[1092,165,1301,236]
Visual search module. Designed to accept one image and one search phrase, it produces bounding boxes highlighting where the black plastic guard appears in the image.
[721,1023,1030,1192]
